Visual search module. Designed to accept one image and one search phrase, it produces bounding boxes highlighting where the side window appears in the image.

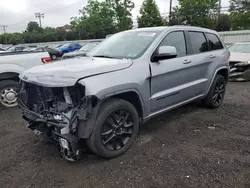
[206,33,224,50]
[159,31,187,57]
[16,47,22,51]
[188,31,209,54]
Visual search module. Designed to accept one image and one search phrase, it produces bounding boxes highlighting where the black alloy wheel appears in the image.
[203,74,226,108]
[212,78,225,106]
[101,110,134,151]
[86,99,139,158]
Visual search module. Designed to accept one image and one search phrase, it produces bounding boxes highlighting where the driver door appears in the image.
[149,30,205,113]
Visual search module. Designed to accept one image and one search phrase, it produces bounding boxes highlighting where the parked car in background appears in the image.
[62,41,101,59]
[0,51,51,108]
[4,46,25,52]
[46,47,62,60]
[30,47,47,52]
[58,42,82,54]
[55,44,64,48]
[18,26,229,161]
[23,47,35,52]
[229,42,250,81]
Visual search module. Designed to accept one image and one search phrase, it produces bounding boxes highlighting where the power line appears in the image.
[35,13,44,28]
[0,25,8,34]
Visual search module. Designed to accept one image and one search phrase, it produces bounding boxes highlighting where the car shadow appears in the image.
[139,102,201,135]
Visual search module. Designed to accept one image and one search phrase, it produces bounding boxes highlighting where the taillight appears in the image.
[41,57,52,64]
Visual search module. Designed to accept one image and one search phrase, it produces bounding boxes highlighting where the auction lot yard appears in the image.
[1,82,250,188]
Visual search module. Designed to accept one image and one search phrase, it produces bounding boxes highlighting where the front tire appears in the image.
[0,80,19,108]
[202,74,226,108]
[86,98,139,158]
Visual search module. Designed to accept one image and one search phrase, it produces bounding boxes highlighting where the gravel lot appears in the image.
[1,82,250,188]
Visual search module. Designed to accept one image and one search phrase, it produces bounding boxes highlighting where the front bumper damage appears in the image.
[17,81,95,161]
[230,61,250,81]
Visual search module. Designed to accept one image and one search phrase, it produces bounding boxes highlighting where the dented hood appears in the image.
[20,57,133,87]
[230,52,250,62]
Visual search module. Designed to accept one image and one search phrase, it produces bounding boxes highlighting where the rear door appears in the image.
[185,31,212,95]
[204,32,227,80]
[150,30,207,113]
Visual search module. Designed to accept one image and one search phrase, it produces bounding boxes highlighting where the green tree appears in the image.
[72,0,117,39]
[229,0,250,30]
[216,14,231,31]
[137,0,164,28]
[26,21,42,32]
[0,33,24,44]
[42,27,57,42]
[175,0,218,29]
[229,0,250,11]
[106,0,134,31]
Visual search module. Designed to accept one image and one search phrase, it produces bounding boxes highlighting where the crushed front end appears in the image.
[18,81,92,161]
[230,61,250,81]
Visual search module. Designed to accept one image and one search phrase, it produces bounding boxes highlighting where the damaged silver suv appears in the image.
[18,26,230,161]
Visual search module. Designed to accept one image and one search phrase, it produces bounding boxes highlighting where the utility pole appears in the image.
[0,25,8,34]
[218,0,221,18]
[169,0,173,23]
[217,0,221,30]
[35,13,44,28]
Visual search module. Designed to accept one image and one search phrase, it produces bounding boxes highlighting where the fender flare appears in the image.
[77,89,145,139]
[0,64,25,81]
[205,66,229,95]
[98,88,145,112]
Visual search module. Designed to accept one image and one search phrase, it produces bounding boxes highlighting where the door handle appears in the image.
[183,60,191,64]
[210,54,216,58]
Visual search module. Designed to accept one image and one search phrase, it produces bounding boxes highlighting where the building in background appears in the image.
[56,24,72,32]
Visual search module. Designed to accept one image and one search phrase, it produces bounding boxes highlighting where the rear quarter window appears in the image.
[206,33,224,50]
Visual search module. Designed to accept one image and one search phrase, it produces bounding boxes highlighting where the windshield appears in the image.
[80,42,100,52]
[229,44,250,53]
[6,46,16,52]
[88,30,161,59]
[56,44,63,48]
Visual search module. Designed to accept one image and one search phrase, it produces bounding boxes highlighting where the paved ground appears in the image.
[1,82,250,188]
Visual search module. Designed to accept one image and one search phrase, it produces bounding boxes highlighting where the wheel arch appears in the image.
[0,72,20,82]
[217,68,229,83]
[101,90,144,119]
[78,89,145,139]
[206,66,229,95]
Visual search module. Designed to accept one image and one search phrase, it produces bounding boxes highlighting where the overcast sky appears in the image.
[1,0,229,34]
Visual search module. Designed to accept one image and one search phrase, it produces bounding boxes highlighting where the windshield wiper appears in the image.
[92,55,114,59]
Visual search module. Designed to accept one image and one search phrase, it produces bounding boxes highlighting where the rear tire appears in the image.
[0,80,19,109]
[51,54,57,60]
[86,98,139,158]
[202,75,226,109]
